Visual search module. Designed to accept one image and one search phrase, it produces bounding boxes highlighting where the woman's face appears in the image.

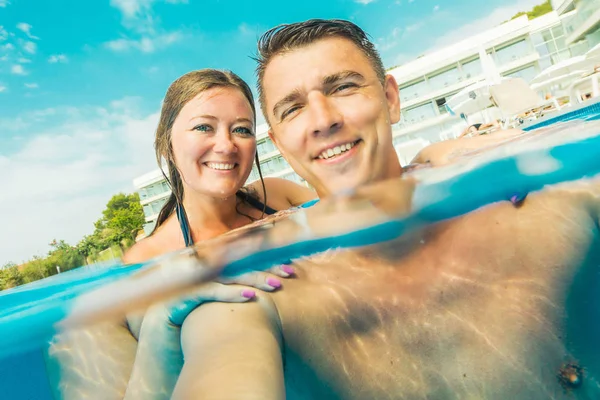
[170,86,256,199]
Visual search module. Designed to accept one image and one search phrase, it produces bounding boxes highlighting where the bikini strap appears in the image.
[175,202,194,247]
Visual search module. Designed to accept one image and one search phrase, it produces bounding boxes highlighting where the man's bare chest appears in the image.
[276,197,599,399]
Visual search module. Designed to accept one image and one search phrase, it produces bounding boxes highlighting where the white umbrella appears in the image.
[446,80,498,115]
[530,69,587,91]
[479,48,502,85]
[446,49,503,116]
[530,56,597,85]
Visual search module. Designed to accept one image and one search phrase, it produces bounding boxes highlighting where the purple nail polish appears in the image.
[281,265,295,275]
[242,289,256,299]
[267,277,282,288]
[509,193,527,207]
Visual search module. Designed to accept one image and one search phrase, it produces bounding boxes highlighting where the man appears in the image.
[170,19,600,399]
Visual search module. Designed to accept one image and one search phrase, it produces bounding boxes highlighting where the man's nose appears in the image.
[307,92,343,137]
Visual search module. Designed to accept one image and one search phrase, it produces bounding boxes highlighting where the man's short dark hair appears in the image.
[255,19,386,122]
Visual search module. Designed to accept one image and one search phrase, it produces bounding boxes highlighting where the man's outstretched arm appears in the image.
[172,294,285,400]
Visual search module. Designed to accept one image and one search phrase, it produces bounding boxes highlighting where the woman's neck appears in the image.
[181,190,246,241]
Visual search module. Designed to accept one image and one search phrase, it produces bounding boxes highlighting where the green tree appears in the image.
[20,256,51,283]
[95,193,145,249]
[47,239,85,273]
[510,0,552,21]
[0,263,24,290]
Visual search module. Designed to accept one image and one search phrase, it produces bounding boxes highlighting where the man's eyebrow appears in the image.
[271,71,365,118]
[323,70,365,86]
[272,89,302,118]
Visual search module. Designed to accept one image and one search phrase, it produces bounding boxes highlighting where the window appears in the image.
[257,139,276,156]
[551,25,565,39]
[261,160,274,173]
[427,67,461,91]
[504,65,537,83]
[461,58,482,80]
[493,40,530,66]
[435,98,448,115]
[536,26,574,70]
[403,103,437,124]
[399,80,429,102]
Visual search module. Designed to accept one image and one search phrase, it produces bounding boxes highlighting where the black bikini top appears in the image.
[176,191,277,247]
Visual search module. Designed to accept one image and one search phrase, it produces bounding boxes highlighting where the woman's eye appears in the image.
[193,124,212,132]
[233,126,254,136]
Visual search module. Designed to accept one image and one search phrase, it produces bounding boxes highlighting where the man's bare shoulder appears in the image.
[544,176,600,219]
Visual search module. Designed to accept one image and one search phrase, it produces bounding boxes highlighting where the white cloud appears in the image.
[0,26,7,41]
[405,22,423,33]
[24,82,38,89]
[431,0,543,50]
[0,84,6,92]
[0,0,9,7]
[48,54,68,63]
[16,22,39,39]
[238,23,252,36]
[107,0,186,52]
[0,101,160,264]
[22,40,37,54]
[110,0,153,19]
[433,5,439,11]
[17,57,31,63]
[355,0,376,3]
[105,31,182,53]
[3,43,14,51]
[10,64,26,75]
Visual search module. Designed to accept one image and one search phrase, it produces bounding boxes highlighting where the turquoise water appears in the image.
[2,101,600,398]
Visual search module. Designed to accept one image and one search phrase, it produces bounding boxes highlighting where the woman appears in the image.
[46,69,316,400]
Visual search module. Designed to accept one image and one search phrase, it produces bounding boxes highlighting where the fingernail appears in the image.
[509,193,527,207]
[267,277,282,288]
[281,265,295,275]
[242,289,256,299]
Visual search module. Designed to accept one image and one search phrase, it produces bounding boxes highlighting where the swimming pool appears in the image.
[3,101,600,399]
[522,97,600,131]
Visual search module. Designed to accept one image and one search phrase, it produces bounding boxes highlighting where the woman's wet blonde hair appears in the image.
[152,69,266,235]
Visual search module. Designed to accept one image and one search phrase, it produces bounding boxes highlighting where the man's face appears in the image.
[262,37,402,197]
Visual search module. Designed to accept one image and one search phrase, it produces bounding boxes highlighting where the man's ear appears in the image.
[384,74,401,124]
[268,129,285,156]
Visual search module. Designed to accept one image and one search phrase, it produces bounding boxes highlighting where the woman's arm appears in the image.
[251,177,317,209]
[172,295,285,400]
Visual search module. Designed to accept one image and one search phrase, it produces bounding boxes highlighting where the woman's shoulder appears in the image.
[122,235,163,265]
[122,220,181,264]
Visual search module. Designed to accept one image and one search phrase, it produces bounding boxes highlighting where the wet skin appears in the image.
[176,174,600,400]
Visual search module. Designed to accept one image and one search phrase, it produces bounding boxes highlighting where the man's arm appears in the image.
[172,296,285,400]
[44,321,137,400]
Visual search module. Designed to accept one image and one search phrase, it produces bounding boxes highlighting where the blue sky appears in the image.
[0,0,543,264]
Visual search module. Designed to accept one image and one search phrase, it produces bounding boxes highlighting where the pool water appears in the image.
[2,99,600,399]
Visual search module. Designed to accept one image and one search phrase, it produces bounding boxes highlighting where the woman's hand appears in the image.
[123,264,294,400]
[168,263,294,325]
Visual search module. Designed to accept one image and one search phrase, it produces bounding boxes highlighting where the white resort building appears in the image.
[389,5,594,163]
[134,1,600,235]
